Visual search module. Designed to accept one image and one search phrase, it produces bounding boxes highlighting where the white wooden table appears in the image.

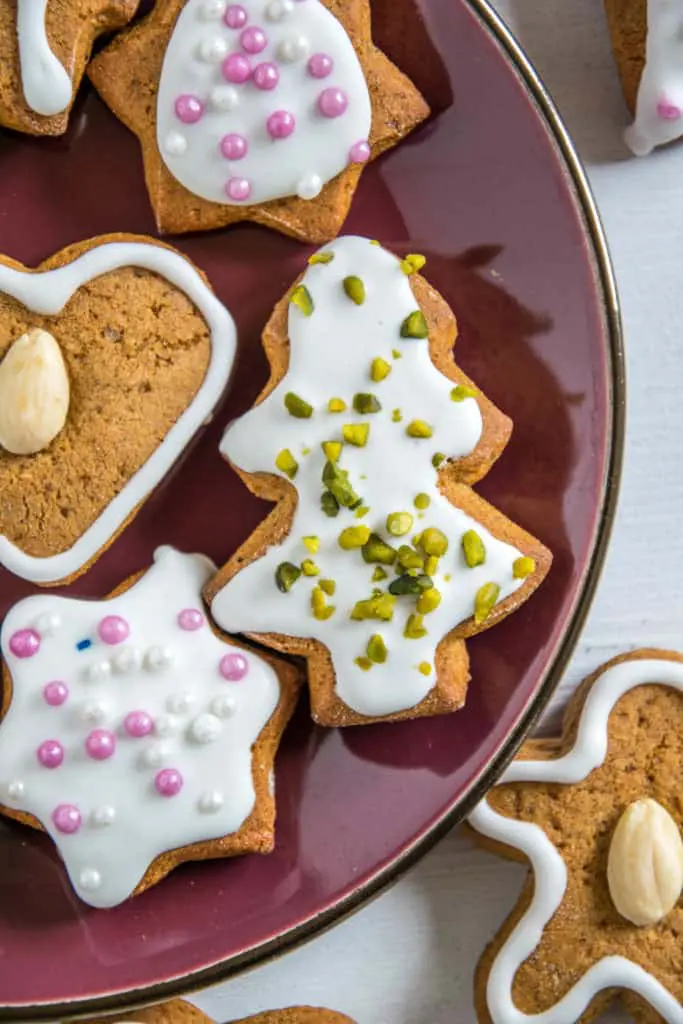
[194,2,681,1021]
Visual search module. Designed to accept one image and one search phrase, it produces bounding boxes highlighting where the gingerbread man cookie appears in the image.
[88,0,430,240]
[469,649,683,1024]
[205,236,551,726]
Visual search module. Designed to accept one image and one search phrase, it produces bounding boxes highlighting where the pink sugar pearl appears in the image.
[307,53,333,78]
[253,62,279,90]
[349,139,371,164]
[220,132,248,159]
[222,52,251,83]
[155,768,183,797]
[43,681,69,707]
[240,25,267,53]
[37,739,64,769]
[177,608,205,631]
[318,87,348,118]
[267,109,295,138]
[219,652,249,681]
[9,628,40,658]
[175,94,204,123]
[224,3,247,27]
[97,615,129,645]
[657,98,681,121]
[85,729,116,761]
[225,176,252,201]
[124,710,154,738]
[52,804,81,834]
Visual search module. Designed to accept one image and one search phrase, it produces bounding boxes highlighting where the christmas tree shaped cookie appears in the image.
[206,237,552,726]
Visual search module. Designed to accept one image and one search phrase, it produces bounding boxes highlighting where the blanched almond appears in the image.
[0,328,70,455]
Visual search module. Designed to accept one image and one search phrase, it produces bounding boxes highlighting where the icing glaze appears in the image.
[0,241,236,584]
[468,656,683,1024]
[0,546,280,909]
[156,0,372,205]
[16,0,73,117]
[624,0,683,156]
[210,237,525,718]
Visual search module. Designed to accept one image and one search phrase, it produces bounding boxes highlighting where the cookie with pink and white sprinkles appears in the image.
[0,546,300,908]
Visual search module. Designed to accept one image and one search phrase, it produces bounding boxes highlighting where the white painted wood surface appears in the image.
[194,2,680,1021]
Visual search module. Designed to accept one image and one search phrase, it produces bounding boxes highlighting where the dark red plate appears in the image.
[0,0,623,1016]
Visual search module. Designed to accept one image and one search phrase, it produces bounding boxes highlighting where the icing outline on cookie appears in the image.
[624,0,683,156]
[17,0,73,116]
[0,242,236,584]
[469,657,683,1024]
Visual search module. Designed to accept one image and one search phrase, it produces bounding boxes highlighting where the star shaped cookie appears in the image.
[88,0,430,240]
[469,648,683,1024]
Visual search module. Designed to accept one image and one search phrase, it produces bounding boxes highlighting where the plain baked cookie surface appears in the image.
[0,0,139,135]
[84,999,357,1024]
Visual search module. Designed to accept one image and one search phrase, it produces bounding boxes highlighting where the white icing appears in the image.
[624,0,683,156]
[0,241,236,584]
[16,0,73,117]
[211,237,525,718]
[156,0,372,205]
[469,656,683,1023]
[0,546,281,909]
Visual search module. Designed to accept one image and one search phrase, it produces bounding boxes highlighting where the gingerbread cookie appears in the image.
[0,0,139,135]
[205,236,551,727]
[88,0,430,240]
[0,545,300,908]
[604,0,683,156]
[469,649,683,1024]
[84,1000,356,1024]
[0,234,236,586]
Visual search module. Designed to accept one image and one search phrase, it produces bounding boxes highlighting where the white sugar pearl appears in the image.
[200,0,226,18]
[198,790,224,813]
[297,173,323,200]
[111,645,142,674]
[84,660,111,682]
[211,694,237,718]
[164,131,188,156]
[209,85,239,112]
[197,36,229,63]
[167,693,194,715]
[91,806,115,827]
[82,701,107,724]
[144,645,174,672]
[79,868,102,891]
[155,714,179,738]
[34,612,61,636]
[7,780,24,801]
[141,743,169,768]
[189,713,222,745]
[265,0,294,20]
[278,34,309,62]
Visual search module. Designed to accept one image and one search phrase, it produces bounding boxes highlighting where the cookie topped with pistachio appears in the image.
[205,236,551,727]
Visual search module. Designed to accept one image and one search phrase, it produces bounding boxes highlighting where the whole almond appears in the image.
[607,797,683,927]
[0,328,70,455]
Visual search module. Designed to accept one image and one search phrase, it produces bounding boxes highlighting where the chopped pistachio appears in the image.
[400,310,429,339]
[370,240,381,246]
[362,533,397,565]
[321,440,342,462]
[343,275,366,305]
[275,562,301,593]
[322,460,362,508]
[392,348,402,359]
[389,573,433,596]
[425,555,439,577]
[328,397,347,413]
[321,491,340,517]
[400,253,427,276]
[371,357,392,382]
[406,419,433,439]
[354,505,370,519]
[284,391,313,418]
[418,661,432,676]
[301,446,311,455]
[386,511,414,537]
[338,525,372,550]
[417,586,442,615]
[372,566,388,582]
[353,392,382,415]
[432,452,446,469]
[367,634,388,664]
[462,529,486,568]
[308,251,335,265]
[444,573,452,582]
[311,586,336,621]
[513,556,536,579]
[474,582,501,624]
[319,578,336,596]
[342,422,370,447]
[414,493,431,510]
[420,527,449,557]
[450,384,478,402]
[290,284,314,316]
[397,545,424,571]
[392,409,403,423]
[350,594,396,622]
[275,448,298,479]
[301,559,320,576]
[404,613,427,639]
[303,535,320,554]
[355,656,373,671]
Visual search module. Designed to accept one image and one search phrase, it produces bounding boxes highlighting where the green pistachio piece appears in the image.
[275,562,302,593]
[275,448,298,479]
[420,527,449,557]
[284,391,313,418]
[432,452,446,469]
[389,573,433,596]
[321,491,340,517]
[308,251,335,265]
[392,348,402,360]
[406,419,433,439]
[414,493,431,510]
[343,275,366,305]
[404,613,427,639]
[400,253,427,276]
[367,634,388,664]
[328,397,347,413]
[416,586,441,615]
[311,586,336,621]
[338,525,372,550]
[474,582,501,624]
[361,533,397,566]
[319,578,336,596]
[418,661,432,676]
[350,594,396,622]
[386,511,414,537]
[397,545,424,571]
[322,460,362,509]
[342,423,370,447]
[370,357,392,382]
[290,284,314,316]
[400,310,429,339]
[450,384,478,402]
[354,505,370,518]
[301,559,320,576]
[321,440,342,462]
[355,656,373,671]
[424,555,439,576]
[372,566,388,582]
[513,556,536,579]
[392,409,403,423]
[353,392,382,415]
[462,529,486,568]
[303,535,320,554]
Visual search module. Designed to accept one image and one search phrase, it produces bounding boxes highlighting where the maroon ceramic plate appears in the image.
[0,0,623,1016]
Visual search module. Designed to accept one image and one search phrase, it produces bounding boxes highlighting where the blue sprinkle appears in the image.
[76,638,92,651]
